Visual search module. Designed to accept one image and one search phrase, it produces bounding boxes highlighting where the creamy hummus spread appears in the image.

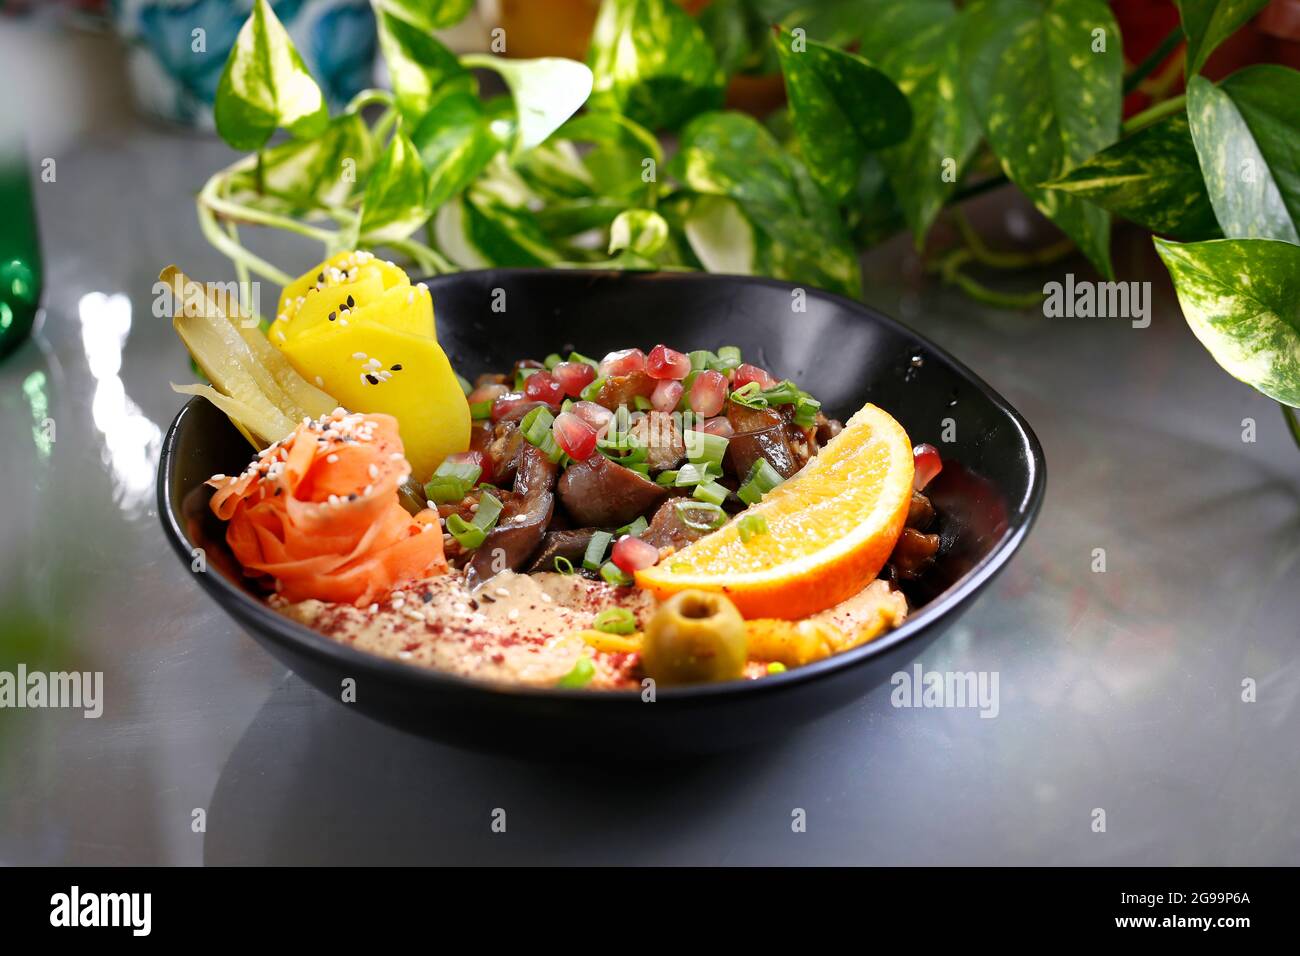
[276,571,907,689]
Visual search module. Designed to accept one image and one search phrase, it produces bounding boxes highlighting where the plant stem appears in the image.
[952,210,1075,269]
[1123,26,1184,95]
[345,88,396,114]
[1283,403,1300,451]
[950,173,1009,205]
[1122,93,1187,134]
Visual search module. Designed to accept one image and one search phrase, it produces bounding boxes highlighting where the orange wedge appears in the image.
[635,403,914,619]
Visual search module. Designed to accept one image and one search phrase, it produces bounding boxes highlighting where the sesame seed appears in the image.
[314,376,325,387]
[352,352,367,360]
[365,374,379,385]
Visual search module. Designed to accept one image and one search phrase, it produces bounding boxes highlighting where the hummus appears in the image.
[276,571,907,689]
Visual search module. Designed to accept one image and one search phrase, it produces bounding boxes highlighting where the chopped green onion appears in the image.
[424,459,482,504]
[686,430,729,469]
[593,607,637,635]
[688,349,716,371]
[767,661,787,674]
[568,350,599,369]
[580,376,606,402]
[625,462,650,476]
[469,399,494,420]
[445,513,485,549]
[615,515,649,537]
[544,353,563,370]
[556,656,595,688]
[473,491,503,532]
[693,480,729,506]
[656,470,679,486]
[674,500,726,531]
[760,379,802,406]
[553,555,576,575]
[737,512,769,543]
[583,530,613,572]
[455,373,473,396]
[674,462,718,487]
[633,394,652,411]
[520,406,564,463]
[729,381,768,409]
[600,561,635,587]
[793,395,821,428]
[561,398,575,413]
[738,458,784,505]
[713,345,742,371]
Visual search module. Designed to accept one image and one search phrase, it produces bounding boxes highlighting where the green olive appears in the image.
[640,590,747,685]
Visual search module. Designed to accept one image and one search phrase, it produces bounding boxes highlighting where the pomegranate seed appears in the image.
[651,378,684,412]
[491,392,547,422]
[551,361,597,397]
[523,370,565,406]
[554,412,598,460]
[598,348,646,377]
[646,344,691,380]
[689,369,727,417]
[701,416,734,438]
[913,443,943,492]
[611,535,660,574]
[467,382,509,404]
[734,363,776,389]
[571,400,614,435]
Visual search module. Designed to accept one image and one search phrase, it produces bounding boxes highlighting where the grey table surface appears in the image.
[1,27,1298,867]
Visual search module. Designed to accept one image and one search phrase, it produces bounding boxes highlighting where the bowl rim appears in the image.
[157,268,1046,704]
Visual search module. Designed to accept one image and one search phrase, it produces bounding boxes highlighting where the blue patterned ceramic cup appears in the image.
[111,0,377,128]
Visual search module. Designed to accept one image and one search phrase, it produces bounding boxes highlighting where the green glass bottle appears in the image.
[0,95,42,361]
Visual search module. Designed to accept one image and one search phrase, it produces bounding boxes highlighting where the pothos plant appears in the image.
[203,0,1300,445]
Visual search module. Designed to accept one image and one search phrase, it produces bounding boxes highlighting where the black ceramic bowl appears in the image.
[159,270,1044,757]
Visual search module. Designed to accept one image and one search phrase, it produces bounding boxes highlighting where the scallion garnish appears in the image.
[737,512,769,543]
[424,459,482,504]
[544,353,563,370]
[615,514,649,537]
[553,555,576,575]
[737,458,784,505]
[469,399,494,420]
[455,373,473,396]
[600,561,635,587]
[520,406,564,463]
[674,500,726,531]
[693,480,729,506]
[593,607,637,635]
[447,493,501,550]
[633,394,652,411]
[556,656,595,688]
[583,530,613,572]
[729,381,767,409]
[568,350,599,369]
[759,379,802,405]
[713,345,742,371]
[685,430,728,469]
[688,349,716,371]
[580,376,606,402]
[673,461,719,487]
[793,394,821,428]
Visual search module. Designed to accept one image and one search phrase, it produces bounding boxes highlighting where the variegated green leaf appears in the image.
[586,0,725,130]
[1042,114,1219,239]
[358,126,429,243]
[461,55,594,156]
[857,0,980,243]
[410,90,508,211]
[214,0,328,151]
[773,26,912,204]
[1155,237,1300,407]
[608,209,670,257]
[1187,65,1300,243]
[375,8,473,126]
[371,0,476,32]
[231,112,376,215]
[668,111,861,296]
[962,0,1122,278]
[1175,0,1270,78]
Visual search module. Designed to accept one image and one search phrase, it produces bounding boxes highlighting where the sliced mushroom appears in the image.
[557,454,668,527]
[465,444,558,590]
